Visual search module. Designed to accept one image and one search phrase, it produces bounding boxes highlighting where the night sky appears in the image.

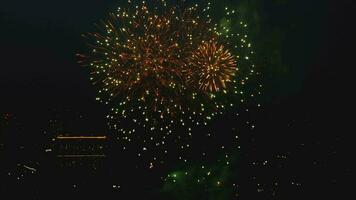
[0,0,354,199]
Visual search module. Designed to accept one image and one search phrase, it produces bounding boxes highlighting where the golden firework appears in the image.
[78,1,260,167]
[80,3,215,118]
[188,41,237,93]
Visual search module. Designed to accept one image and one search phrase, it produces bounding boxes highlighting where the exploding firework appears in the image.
[80,2,216,126]
[79,1,260,166]
[188,41,237,93]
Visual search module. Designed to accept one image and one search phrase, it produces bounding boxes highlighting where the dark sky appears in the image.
[0,0,112,114]
[0,0,353,120]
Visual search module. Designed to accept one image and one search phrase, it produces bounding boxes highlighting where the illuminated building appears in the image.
[47,135,108,170]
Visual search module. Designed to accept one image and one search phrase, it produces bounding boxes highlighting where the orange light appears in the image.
[57,155,106,158]
[56,136,107,140]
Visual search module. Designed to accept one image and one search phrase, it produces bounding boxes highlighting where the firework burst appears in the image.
[78,0,260,166]
[188,41,237,93]
[80,2,216,122]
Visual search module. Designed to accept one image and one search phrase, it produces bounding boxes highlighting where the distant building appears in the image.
[47,134,108,169]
